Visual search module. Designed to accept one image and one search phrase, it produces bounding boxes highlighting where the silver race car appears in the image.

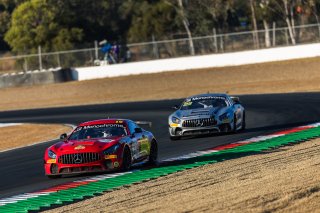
[168,93,245,140]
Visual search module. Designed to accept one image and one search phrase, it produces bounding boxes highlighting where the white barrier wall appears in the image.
[73,43,320,81]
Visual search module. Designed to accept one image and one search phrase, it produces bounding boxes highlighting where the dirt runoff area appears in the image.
[46,139,320,213]
[0,57,320,111]
[0,124,72,151]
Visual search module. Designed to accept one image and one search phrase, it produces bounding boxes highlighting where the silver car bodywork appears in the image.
[168,93,245,139]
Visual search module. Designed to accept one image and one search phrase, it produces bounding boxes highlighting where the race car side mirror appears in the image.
[231,97,240,104]
[60,133,67,141]
[172,105,179,110]
[131,128,142,138]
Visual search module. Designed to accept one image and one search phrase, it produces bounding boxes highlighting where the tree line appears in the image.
[0,0,319,55]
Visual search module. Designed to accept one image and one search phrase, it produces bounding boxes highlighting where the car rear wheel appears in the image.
[121,147,132,171]
[241,112,246,130]
[147,140,158,166]
[232,114,238,133]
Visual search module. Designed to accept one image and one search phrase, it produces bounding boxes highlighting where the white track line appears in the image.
[0,123,22,128]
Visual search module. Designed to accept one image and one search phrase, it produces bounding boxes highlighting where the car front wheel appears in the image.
[121,147,132,171]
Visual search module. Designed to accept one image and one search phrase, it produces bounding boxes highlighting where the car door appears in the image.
[128,121,151,160]
[137,129,150,158]
[231,98,243,126]
[128,121,141,161]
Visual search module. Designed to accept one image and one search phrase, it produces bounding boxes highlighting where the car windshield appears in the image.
[68,124,127,140]
[180,96,227,110]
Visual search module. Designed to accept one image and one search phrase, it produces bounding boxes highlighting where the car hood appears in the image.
[51,137,120,153]
[177,107,221,118]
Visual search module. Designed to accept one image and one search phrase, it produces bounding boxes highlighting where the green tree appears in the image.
[50,0,126,45]
[121,0,177,42]
[0,0,25,50]
[5,0,83,54]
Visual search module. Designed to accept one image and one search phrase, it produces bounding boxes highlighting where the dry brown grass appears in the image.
[46,139,320,213]
[0,124,72,151]
[0,57,319,111]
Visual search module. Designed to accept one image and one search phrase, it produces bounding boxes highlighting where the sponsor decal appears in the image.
[74,145,85,150]
[113,161,119,168]
[76,124,126,131]
[99,139,113,143]
[105,154,117,160]
[46,159,56,164]
[222,118,231,123]
[183,101,192,107]
[191,96,226,101]
[138,138,150,152]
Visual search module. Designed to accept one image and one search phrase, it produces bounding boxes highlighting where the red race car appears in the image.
[44,119,158,178]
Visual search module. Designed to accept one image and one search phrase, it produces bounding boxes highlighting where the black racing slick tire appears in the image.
[121,147,132,171]
[232,114,238,133]
[147,140,158,166]
[241,112,246,130]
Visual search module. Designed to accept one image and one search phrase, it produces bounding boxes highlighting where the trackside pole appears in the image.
[213,28,218,53]
[94,40,98,60]
[273,22,276,47]
[38,45,42,71]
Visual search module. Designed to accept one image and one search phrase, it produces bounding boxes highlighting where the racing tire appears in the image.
[241,112,246,131]
[147,140,158,166]
[121,147,132,171]
[232,114,238,133]
[170,136,181,141]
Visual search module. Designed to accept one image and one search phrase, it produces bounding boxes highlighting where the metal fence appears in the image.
[0,23,320,74]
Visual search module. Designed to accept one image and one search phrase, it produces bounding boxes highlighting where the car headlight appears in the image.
[219,112,231,121]
[171,116,181,124]
[48,150,56,159]
[103,144,120,155]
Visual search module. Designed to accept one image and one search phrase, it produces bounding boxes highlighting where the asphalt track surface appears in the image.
[0,92,320,199]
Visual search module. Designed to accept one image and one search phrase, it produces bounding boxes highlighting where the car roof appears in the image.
[187,93,229,99]
[79,119,129,126]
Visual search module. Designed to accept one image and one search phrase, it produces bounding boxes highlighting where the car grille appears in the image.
[182,118,217,127]
[58,152,101,164]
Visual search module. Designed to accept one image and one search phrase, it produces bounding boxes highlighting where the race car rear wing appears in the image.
[135,121,152,127]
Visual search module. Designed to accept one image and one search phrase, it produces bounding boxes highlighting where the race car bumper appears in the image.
[44,155,122,176]
[169,125,222,137]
